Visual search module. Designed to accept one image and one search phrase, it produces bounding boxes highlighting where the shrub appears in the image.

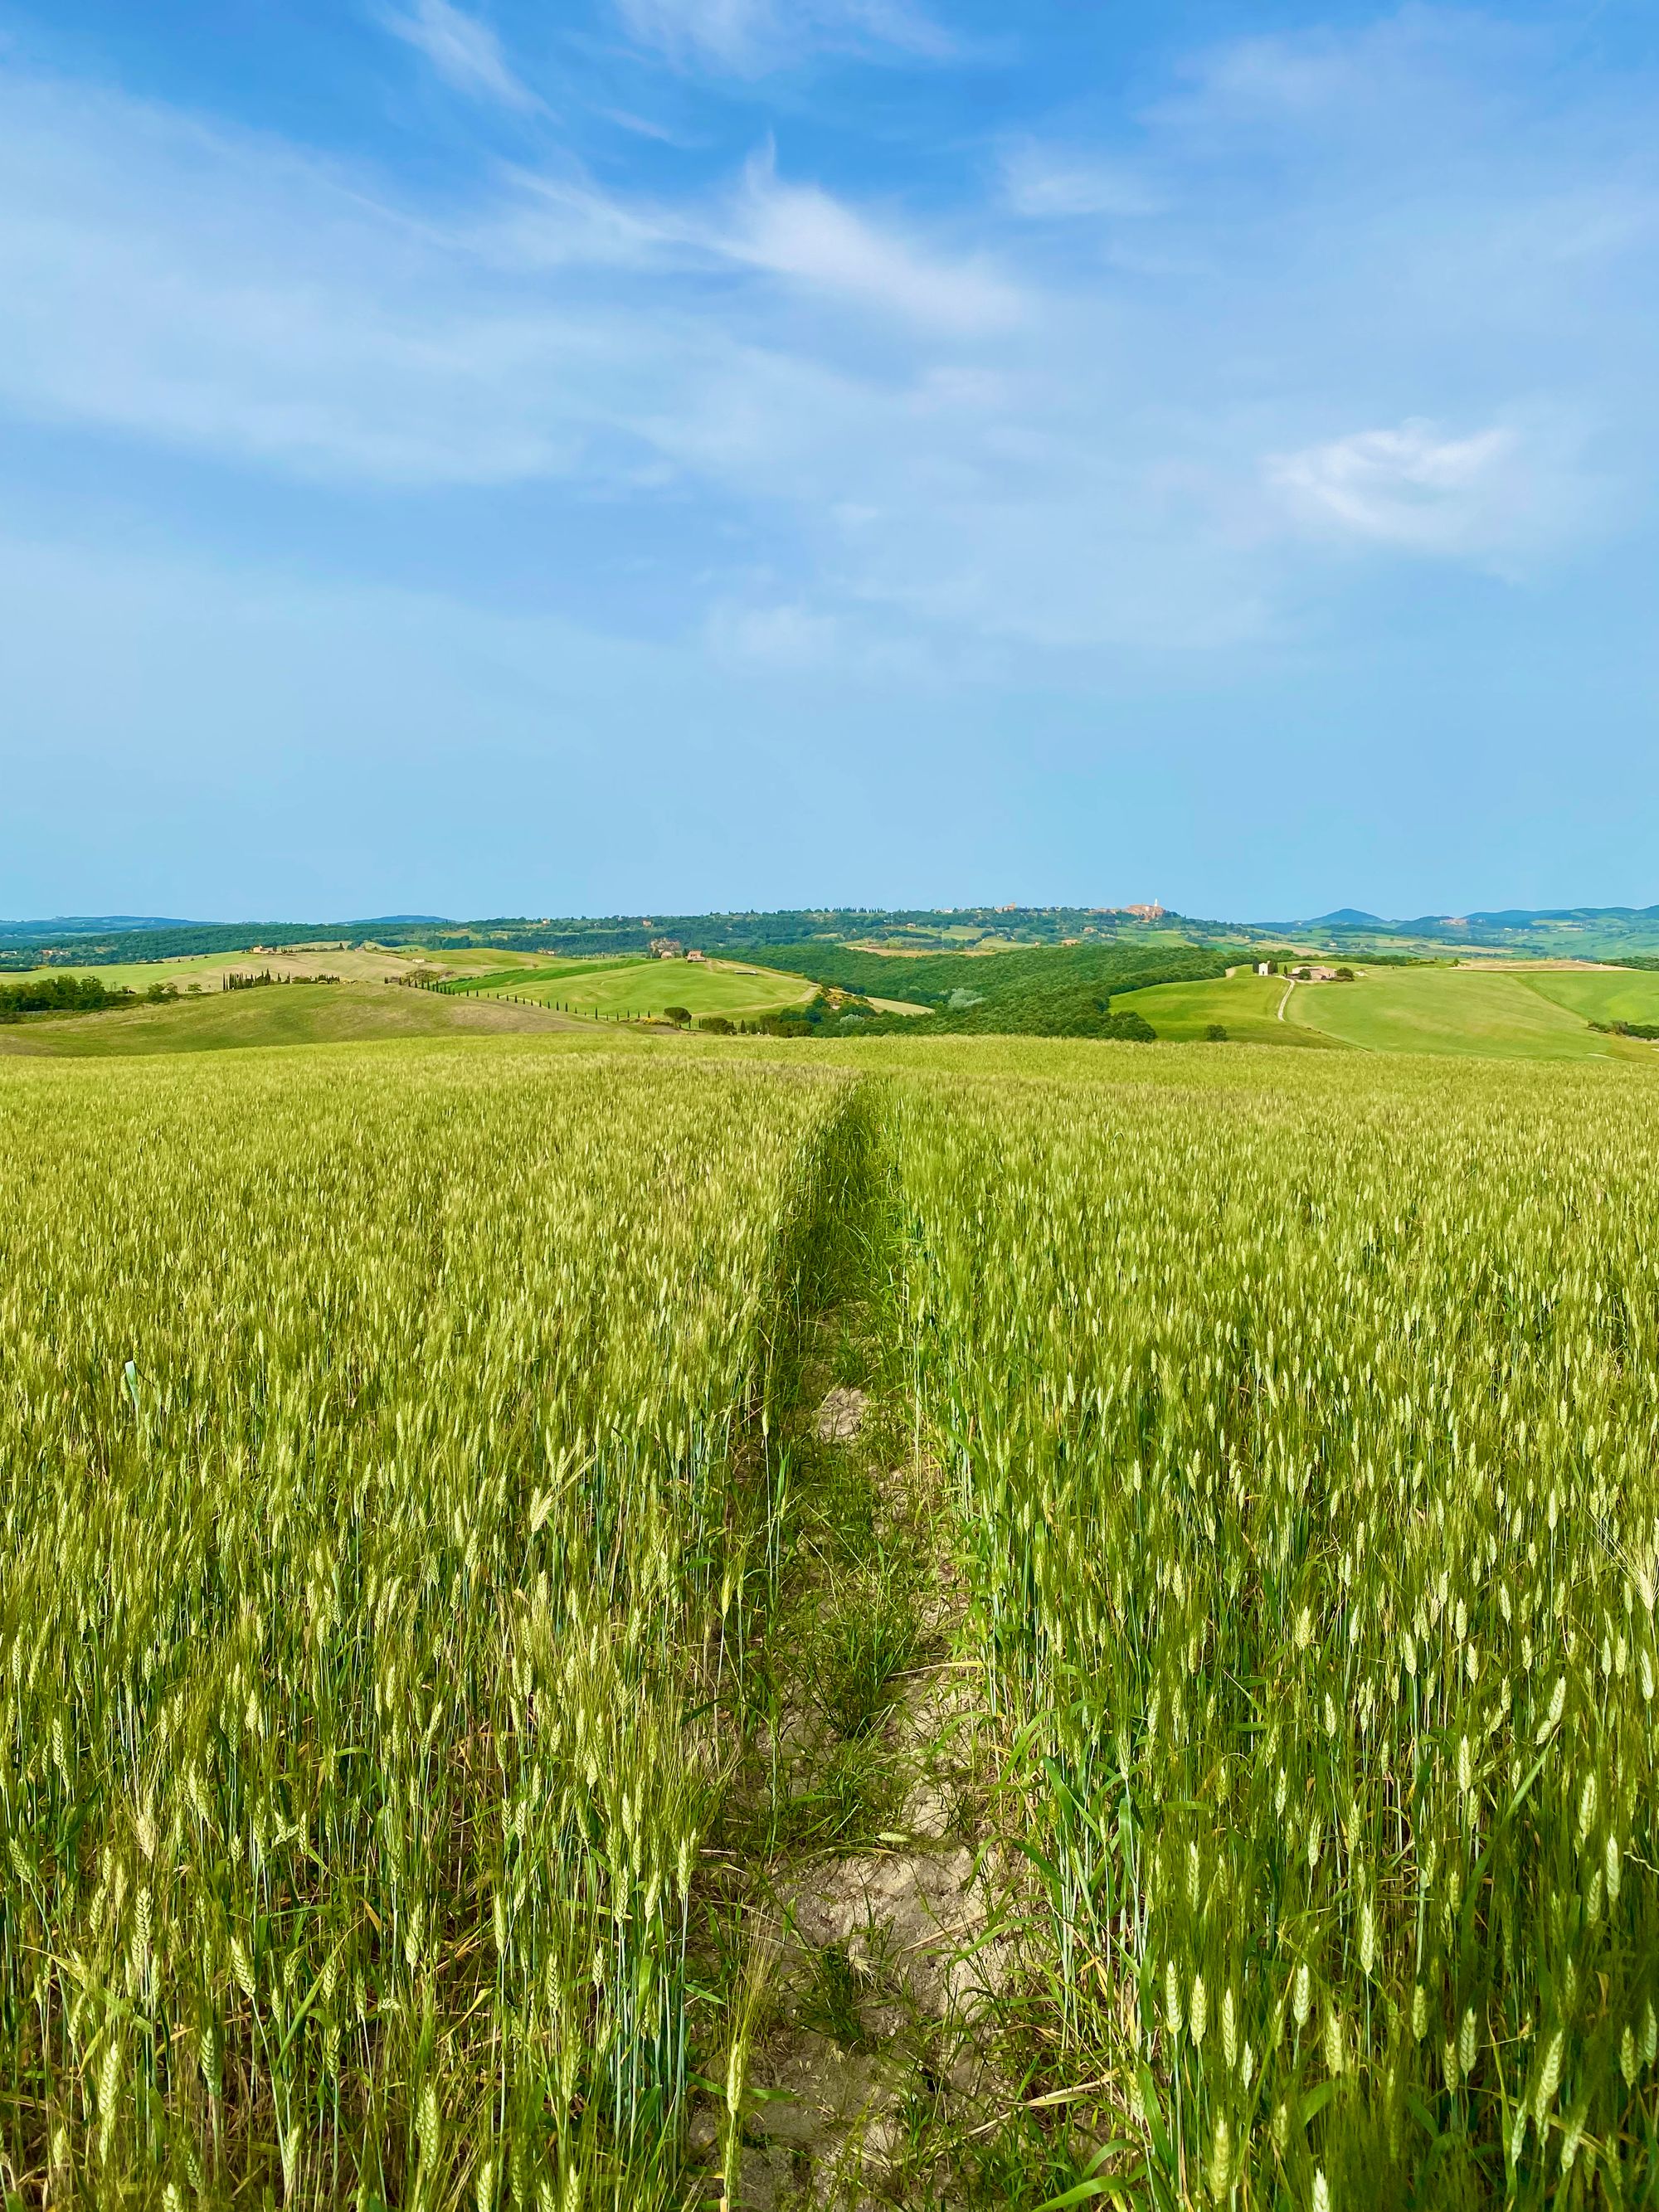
[1204,1022,1228,1041]
[697,1014,735,1034]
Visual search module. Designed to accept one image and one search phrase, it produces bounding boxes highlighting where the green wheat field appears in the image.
[2,1031,1654,2209]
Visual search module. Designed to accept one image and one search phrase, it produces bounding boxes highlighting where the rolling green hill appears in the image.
[439,957,639,995]
[2,949,392,994]
[1115,962,1659,1060]
[456,958,817,1023]
[1285,967,1632,1059]
[1513,965,1659,1028]
[1116,970,1345,1047]
[0,983,580,1057]
[17,939,1659,1062]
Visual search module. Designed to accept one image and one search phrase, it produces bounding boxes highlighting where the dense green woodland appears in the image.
[740,942,1230,1038]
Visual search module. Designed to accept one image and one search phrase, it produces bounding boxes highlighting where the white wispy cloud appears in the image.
[0,81,581,481]
[0,72,1019,491]
[720,151,1019,332]
[0,2,1653,672]
[1000,140,1166,221]
[1267,419,1512,547]
[378,0,535,109]
[479,148,1023,332]
[1266,414,1602,570]
[614,0,951,75]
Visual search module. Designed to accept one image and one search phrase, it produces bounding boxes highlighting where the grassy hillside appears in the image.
[1116,969,1346,1047]
[456,957,818,1023]
[1515,965,1659,1027]
[438,957,639,994]
[1116,961,1659,1058]
[1286,966,1632,1058]
[17,954,1658,1062]
[0,944,461,993]
[0,981,578,1057]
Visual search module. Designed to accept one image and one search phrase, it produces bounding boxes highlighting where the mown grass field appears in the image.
[2,1029,1657,2205]
[1125,963,1659,1061]
[1285,966,1631,1058]
[471,957,816,1023]
[1515,965,1659,1028]
[1116,970,1341,1047]
[439,959,639,996]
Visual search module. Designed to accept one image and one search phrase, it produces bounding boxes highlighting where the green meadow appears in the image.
[0,982,574,1057]
[480,956,816,1023]
[0,949,333,994]
[1115,969,1341,1046]
[1285,965,1632,1058]
[1120,961,1659,1061]
[1515,964,1659,1027]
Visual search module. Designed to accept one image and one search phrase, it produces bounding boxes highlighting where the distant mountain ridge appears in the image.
[0,912,450,943]
[1295,904,1659,931]
[0,916,198,941]
[1265,904,1659,956]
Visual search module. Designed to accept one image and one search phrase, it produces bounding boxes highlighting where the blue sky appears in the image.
[1,0,1656,922]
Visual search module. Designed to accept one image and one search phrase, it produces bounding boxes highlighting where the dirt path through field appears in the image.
[699,1086,1016,2211]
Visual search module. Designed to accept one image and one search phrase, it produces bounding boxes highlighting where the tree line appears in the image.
[0,975,134,1022]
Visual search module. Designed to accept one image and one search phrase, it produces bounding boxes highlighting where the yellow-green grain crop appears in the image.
[5,1028,1657,2208]
[893,1048,1659,2202]
[0,1045,844,2207]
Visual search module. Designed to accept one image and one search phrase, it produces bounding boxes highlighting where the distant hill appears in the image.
[0,912,452,939]
[0,905,1236,973]
[7,899,1659,976]
[1267,905,1659,959]
[0,916,459,970]
[0,915,198,943]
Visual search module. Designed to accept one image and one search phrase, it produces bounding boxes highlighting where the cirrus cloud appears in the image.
[1265,414,1600,567]
[377,0,536,109]
[614,0,951,76]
